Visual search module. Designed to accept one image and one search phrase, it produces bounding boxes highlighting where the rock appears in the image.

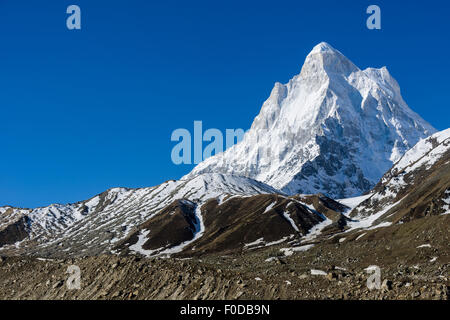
[52,280,64,289]
[111,290,122,298]
[98,289,108,297]
[327,272,338,281]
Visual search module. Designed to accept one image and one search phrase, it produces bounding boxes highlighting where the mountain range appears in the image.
[0,43,448,262]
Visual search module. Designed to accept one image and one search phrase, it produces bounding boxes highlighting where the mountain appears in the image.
[186,42,436,198]
[115,194,329,257]
[349,128,450,226]
[0,174,279,257]
[0,170,354,258]
[0,43,444,261]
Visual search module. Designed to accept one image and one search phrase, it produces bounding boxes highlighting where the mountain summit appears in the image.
[187,42,436,198]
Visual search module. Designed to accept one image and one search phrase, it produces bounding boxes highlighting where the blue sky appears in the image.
[1,0,449,208]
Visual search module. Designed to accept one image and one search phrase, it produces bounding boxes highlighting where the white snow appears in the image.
[347,198,404,230]
[280,244,314,256]
[129,229,156,256]
[443,190,450,214]
[36,258,53,262]
[264,236,292,247]
[310,269,327,276]
[265,257,278,262]
[355,233,367,241]
[244,238,265,247]
[301,218,333,242]
[282,211,300,232]
[394,128,450,173]
[244,236,292,250]
[263,201,277,213]
[338,194,372,212]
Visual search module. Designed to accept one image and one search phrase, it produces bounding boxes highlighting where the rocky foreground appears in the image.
[1,214,448,300]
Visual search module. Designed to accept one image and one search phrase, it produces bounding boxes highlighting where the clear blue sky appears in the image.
[1,0,449,208]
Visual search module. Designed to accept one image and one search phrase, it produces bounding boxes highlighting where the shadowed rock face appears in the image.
[176,194,323,256]
[116,200,198,253]
[287,135,373,197]
[0,216,29,247]
[294,194,351,234]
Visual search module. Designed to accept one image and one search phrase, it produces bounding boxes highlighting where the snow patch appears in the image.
[244,238,265,247]
[310,269,327,276]
[263,201,277,213]
[280,244,314,256]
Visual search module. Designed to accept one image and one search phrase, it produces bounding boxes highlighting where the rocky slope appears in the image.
[115,194,345,257]
[350,128,450,227]
[186,42,436,198]
[0,174,280,257]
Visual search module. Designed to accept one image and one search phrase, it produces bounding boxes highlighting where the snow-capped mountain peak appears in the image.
[187,42,436,198]
[301,41,360,77]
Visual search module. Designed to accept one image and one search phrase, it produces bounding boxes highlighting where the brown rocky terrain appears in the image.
[0,214,447,300]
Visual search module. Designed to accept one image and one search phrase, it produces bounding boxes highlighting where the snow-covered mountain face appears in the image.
[187,42,436,198]
[0,173,279,257]
[350,128,450,224]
